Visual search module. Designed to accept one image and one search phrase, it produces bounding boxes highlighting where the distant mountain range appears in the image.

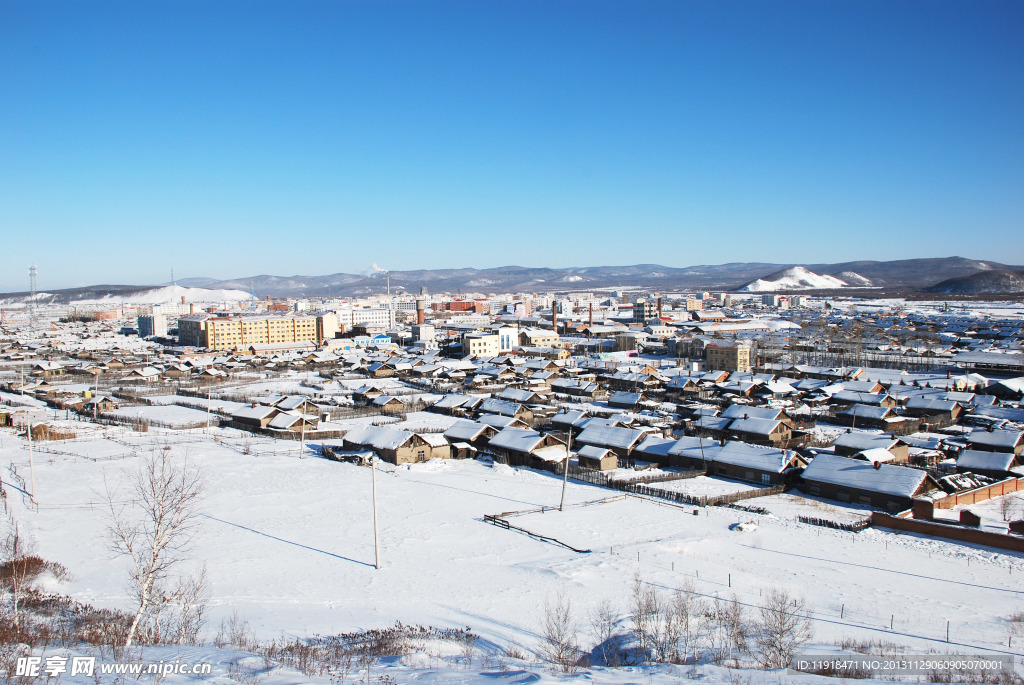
[2,257,1022,303]
[925,270,1024,294]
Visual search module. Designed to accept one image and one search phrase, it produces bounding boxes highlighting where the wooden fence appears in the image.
[798,515,872,532]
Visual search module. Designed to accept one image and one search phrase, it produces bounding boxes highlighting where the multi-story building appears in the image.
[463,332,500,357]
[632,298,658,323]
[137,313,167,338]
[178,314,319,351]
[705,342,752,373]
[685,297,704,312]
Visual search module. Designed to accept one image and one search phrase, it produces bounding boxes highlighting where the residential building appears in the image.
[179,314,319,351]
[463,332,500,357]
[705,342,752,372]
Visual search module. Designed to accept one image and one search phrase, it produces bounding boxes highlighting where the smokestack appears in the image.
[589,303,593,328]
[416,299,425,325]
[552,302,558,334]
[189,303,194,315]
[657,297,663,319]
[181,296,186,304]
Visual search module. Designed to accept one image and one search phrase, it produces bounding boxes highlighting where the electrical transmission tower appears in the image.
[28,265,38,329]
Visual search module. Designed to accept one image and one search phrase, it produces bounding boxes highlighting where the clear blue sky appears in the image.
[2,0,1022,290]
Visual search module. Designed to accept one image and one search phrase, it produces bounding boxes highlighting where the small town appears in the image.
[2,1,1023,683]
[1,277,1023,683]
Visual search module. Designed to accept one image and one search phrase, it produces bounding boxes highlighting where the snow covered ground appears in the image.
[2,424,1023,682]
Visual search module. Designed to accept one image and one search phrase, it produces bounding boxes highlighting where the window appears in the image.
[761,473,771,485]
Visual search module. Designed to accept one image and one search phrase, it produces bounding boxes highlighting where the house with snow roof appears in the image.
[800,453,941,511]
[487,427,567,465]
[575,424,654,459]
[343,425,450,464]
[965,428,1023,455]
[832,432,910,463]
[955,450,1020,479]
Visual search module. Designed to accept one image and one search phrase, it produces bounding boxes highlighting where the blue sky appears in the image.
[1,1,1022,290]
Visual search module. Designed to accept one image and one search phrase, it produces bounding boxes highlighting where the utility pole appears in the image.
[371,456,381,569]
[26,416,36,504]
[559,429,572,511]
[206,389,211,434]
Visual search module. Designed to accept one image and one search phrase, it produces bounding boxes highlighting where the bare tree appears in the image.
[709,594,749,665]
[540,591,579,672]
[630,573,658,661]
[173,564,211,645]
[674,582,709,665]
[756,587,813,669]
[589,599,620,667]
[1,518,32,637]
[105,447,204,647]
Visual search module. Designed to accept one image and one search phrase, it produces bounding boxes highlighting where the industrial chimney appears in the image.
[657,297,663,319]
[589,302,593,328]
[552,303,558,334]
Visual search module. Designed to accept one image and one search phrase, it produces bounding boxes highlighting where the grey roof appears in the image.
[957,449,1016,472]
[802,453,929,498]
[728,417,783,436]
[832,432,900,452]
[966,429,1023,450]
[576,424,649,450]
[721,405,783,421]
[478,398,523,417]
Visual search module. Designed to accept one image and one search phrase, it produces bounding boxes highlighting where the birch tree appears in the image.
[106,448,204,647]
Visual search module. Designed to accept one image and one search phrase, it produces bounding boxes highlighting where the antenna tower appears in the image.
[28,265,38,329]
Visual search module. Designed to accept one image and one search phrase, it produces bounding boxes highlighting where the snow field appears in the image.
[2,426,1023,667]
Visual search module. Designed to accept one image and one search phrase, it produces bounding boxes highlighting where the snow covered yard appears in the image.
[2,426,1024,682]
[645,475,759,497]
[108,404,212,427]
[754,493,874,523]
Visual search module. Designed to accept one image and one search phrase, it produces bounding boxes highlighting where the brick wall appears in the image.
[934,477,1022,510]
[871,512,1024,552]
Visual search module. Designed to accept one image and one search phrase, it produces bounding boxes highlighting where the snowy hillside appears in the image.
[741,267,848,292]
[75,284,252,305]
[836,271,873,287]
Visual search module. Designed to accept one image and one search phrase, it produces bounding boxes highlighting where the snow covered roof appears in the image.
[634,435,676,459]
[578,445,613,460]
[497,387,537,403]
[833,432,900,452]
[433,394,472,409]
[721,405,784,421]
[551,410,587,427]
[232,404,279,420]
[418,432,449,447]
[854,447,897,464]
[576,424,648,450]
[267,411,317,430]
[344,425,414,451]
[476,414,520,428]
[837,404,894,420]
[489,427,546,453]
[802,453,930,498]
[277,395,315,411]
[965,429,1023,450]
[957,449,1016,472]
[478,398,523,417]
[443,420,492,441]
[728,417,783,436]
